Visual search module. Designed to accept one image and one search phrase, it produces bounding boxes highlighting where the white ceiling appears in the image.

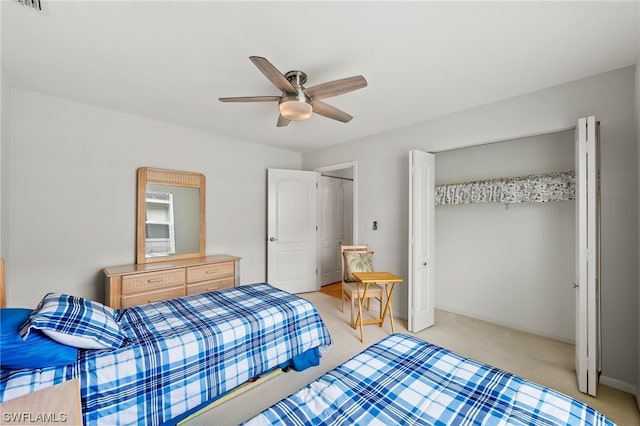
[2,1,638,153]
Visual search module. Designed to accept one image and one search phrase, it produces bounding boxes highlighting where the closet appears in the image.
[434,129,576,342]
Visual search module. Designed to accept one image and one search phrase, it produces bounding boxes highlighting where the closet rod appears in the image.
[322,175,354,181]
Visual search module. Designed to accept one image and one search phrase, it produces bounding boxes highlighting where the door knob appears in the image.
[269,237,278,242]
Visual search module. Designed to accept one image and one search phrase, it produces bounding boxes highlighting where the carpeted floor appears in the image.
[183,288,640,425]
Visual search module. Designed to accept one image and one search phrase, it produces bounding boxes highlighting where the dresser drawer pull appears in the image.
[147,278,163,283]
[147,298,162,303]
[206,270,218,274]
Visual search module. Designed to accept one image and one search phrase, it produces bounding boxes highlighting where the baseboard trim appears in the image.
[410,305,639,402]
[435,305,573,344]
[599,375,637,395]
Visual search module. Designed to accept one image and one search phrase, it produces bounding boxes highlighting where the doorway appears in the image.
[315,162,357,286]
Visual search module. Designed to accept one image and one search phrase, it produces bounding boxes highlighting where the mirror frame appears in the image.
[136,167,206,264]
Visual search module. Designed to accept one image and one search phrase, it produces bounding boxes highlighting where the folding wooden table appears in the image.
[351,271,403,343]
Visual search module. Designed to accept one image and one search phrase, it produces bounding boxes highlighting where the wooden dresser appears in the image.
[104,254,240,309]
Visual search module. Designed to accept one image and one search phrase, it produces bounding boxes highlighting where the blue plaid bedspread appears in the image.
[245,334,614,426]
[1,283,332,425]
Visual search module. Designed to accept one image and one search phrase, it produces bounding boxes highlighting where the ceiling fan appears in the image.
[219,56,367,127]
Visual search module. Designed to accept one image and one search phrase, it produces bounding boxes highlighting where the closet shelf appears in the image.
[435,171,575,206]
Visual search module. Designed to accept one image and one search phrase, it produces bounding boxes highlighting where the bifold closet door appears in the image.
[408,149,435,332]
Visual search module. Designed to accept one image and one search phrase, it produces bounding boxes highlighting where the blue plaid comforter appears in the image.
[1,283,332,425]
[246,334,614,425]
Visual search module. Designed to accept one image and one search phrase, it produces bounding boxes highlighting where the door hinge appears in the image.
[585,121,590,141]
[316,225,318,231]
[579,359,589,372]
[316,268,318,275]
[580,250,590,260]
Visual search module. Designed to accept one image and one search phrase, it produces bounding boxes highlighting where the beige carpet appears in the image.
[183,291,639,425]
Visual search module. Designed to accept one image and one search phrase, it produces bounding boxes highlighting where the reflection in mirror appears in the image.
[145,185,200,257]
[137,168,205,264]
[145,190,176,256]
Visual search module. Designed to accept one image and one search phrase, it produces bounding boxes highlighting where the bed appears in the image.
[245,333,614,425]
[0,283,332,426]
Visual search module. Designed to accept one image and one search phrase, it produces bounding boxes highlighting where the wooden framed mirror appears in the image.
[136,167,205,264]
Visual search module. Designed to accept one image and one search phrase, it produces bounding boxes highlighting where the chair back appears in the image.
[340,244,369,284]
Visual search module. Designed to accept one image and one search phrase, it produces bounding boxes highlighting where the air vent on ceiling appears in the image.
[15,0,42,11]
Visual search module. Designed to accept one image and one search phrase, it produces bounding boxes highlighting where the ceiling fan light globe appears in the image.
[279,99,313,121]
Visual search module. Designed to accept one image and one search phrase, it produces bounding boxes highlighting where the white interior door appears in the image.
[267,169,319,293]
[575,115,599,396]
[408,149,435,332]
[320,176,345,285]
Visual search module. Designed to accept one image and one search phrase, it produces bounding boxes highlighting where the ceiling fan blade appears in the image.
[277,115,291,127]
[250,56,297,93]
[312,100,353,123]
[219,96,281,103]
[305,75,367,100]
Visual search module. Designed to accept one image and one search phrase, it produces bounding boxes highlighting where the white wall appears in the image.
[4,89,300,307]
[435,130,575,342]
[635,15,640,408]
[1,69,10,259]
[302,66,638,392]
[0,0,3,260]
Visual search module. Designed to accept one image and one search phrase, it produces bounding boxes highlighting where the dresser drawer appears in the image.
[186,276,234,295]
[187,261,234,284]
[121,269,185,294]
[104,254,241,309]
[121,286,185,308]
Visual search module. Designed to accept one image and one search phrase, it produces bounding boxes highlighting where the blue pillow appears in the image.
[1,308,78,369]
[19,293,126,350]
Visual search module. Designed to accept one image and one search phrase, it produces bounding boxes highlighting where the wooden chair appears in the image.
[341,245,383,328]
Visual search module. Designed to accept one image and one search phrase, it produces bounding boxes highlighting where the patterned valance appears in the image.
[435,171,575,206]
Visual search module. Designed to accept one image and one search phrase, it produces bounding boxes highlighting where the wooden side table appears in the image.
[0,379,82,425]
[352,271,403,343]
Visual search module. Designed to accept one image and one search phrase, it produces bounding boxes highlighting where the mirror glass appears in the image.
[137,168,205,264]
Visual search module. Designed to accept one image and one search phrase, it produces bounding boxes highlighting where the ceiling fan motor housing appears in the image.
[285,70,307,87]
